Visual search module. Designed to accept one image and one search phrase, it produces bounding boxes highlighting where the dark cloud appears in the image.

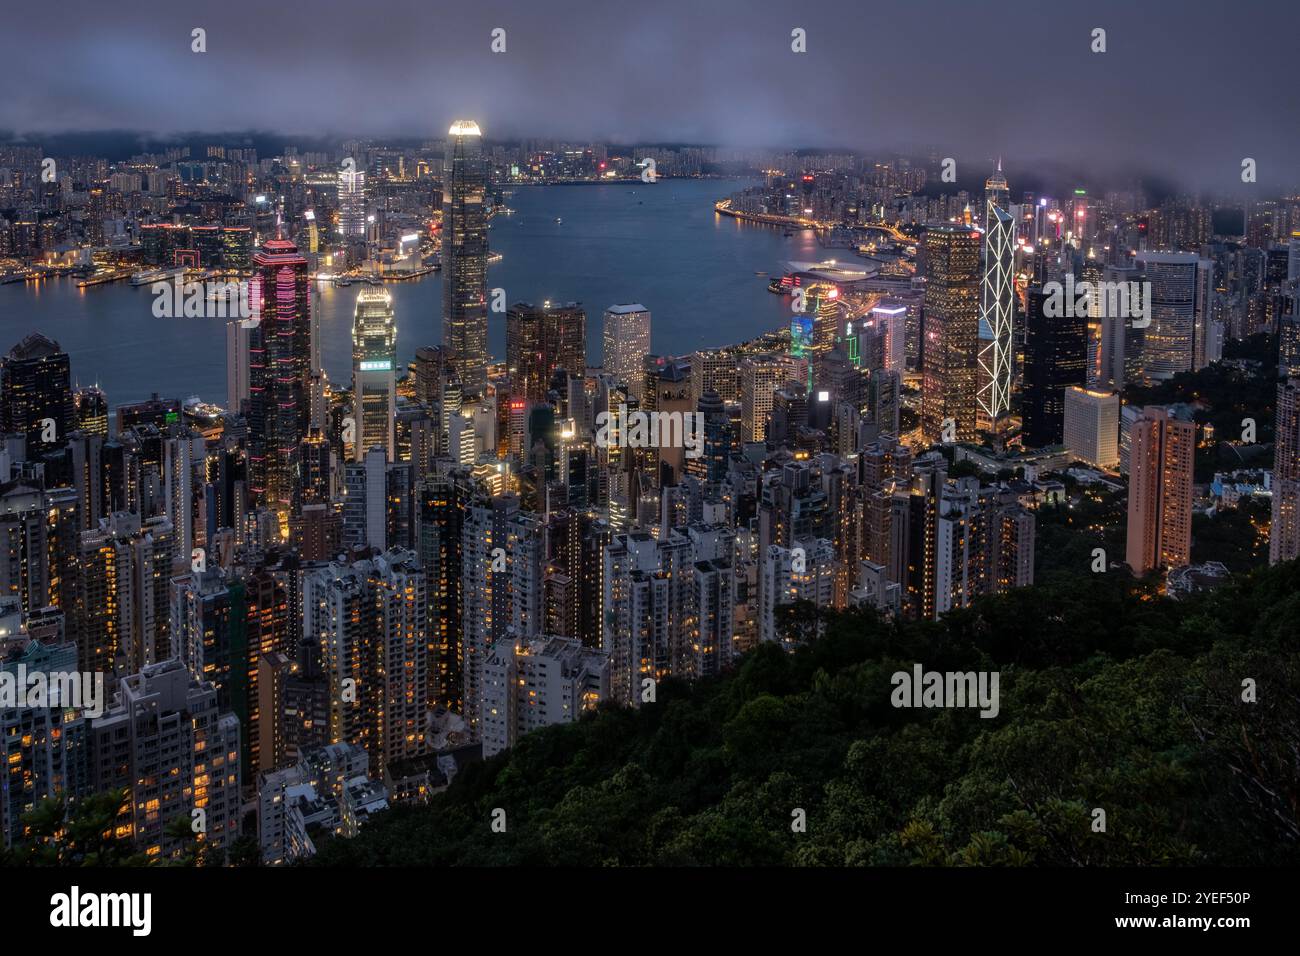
[3,0,1296,191]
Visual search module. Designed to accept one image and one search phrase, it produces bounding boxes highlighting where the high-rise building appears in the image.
[602,304,651,401]
[921,224,982,443]
[1022,286,1088,448]
[690,349,737,405]
[351,287,397,462]
[1,332,74,450]
[1125,406,1195,575]
[226,318,259,415]
[73,386,109,437]
[302,550,429,774]
[1097,263,1142,390]
[441,121,489,395]
[248,239,312,525]
[760,538,835,647]
[1270,378,1300,565]
[337,165,366,239]
[480,635,609,757]
[934,480,1035,616]
[602,526,732,705]
[977,164,1016,423]
[460,496,545,735]
[1135,252,1214,382]
[90,658,241,857]
[417,472,473,710]
[0,634,90,850]
[506,301,586,403]
[740,355,786,444]
[1063,386,1120,470]
[867,303,908,372]
[868,367,901,440]
[74,511,176,675]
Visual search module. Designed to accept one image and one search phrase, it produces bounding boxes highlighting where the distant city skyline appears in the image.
[3,0,1299,192]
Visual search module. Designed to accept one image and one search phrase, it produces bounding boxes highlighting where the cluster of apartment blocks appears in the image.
[1,306,1044,864]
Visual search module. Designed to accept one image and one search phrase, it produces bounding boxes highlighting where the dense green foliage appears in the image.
[312,560,1300,867]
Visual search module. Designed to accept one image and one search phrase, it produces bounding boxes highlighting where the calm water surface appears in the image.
[0,178,826,407]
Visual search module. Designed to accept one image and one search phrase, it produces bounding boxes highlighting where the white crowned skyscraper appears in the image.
[441,120,489,395]
[351,286,397,462]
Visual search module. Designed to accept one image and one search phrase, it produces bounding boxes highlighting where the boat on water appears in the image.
[768,273,803,295]
[130,266,185,286]
[754,271,768,276]
[783,230,796,238]
[183,396,226,421]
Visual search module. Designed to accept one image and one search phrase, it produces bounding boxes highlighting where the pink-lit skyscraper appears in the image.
[249,239,313,526]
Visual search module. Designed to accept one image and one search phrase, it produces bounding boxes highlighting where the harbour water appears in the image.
[0,178,824,407]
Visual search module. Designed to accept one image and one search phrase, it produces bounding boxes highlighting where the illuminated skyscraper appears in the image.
[602,304,651,401]
[442,121,489,395]
[249,239,312,524]
[1125,406,1194,575]
[506,301,586,403]
[803,283,841,391]
[977,162,1015,422]
[1063,386,1120,470]
[921,224,982,443]
[1134,252,1213,382]
[337,166,366,239]
[740,354,785,444]
[1,332,73,450]
[302,550,429,774]
[351,287,397,462]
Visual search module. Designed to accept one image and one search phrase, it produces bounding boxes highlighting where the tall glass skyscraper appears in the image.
[441,120,489,395]
[921,224,982,443]
[337,166,367,239]
[977,161,1015,424]
[249,239,312,526]
[1022,286,1087,447]
[352,287,397,462]
[602,304,651,402]
[0,332,74,449]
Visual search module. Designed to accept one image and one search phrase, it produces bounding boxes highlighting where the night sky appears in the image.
[3,0,1297,192]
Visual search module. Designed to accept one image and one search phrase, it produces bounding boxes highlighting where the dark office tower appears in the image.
[74,386,109,437]
[67,431,109,531]
[1280,298,1300,378]
[921,225,982,443]
[1,333,74,450]
[506,301,587,403]
[298,429,331,506]
[544,508,584,643]
[416,472,471,711]
[442,121,489,396]
[249,239,312,526]
[1022,287,1087,448]
[869,367,902,440]
[687,388,733,486]
[412,345,447,408]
